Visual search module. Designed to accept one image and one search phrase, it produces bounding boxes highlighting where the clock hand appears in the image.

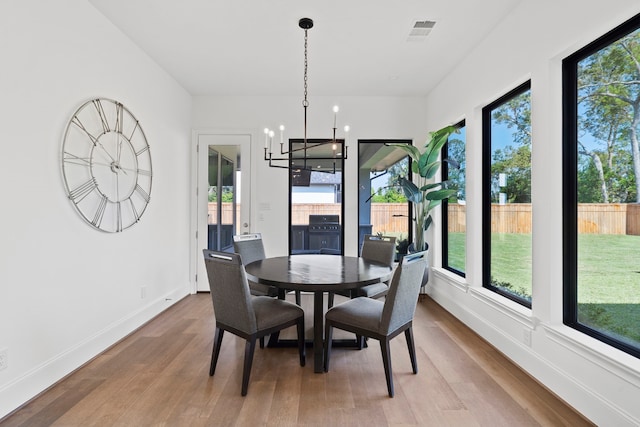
[91,147,130,176]
[94,141,117,164]
[116,131,123,164]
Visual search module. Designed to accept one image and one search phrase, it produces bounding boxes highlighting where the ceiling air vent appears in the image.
[407,20,436,41]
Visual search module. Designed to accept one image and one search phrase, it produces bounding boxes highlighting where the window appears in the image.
[442,121,466,276]
[358,140,412,259]
[288,139,345,255]
[563,14,640,358]
[483,81,532,308]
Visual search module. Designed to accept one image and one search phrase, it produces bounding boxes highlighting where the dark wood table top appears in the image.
[245,254,392,291]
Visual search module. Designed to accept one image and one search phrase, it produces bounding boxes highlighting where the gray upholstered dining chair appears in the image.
[358,234,397,296]
[233,233,301,305]
[203,249,306,396]
[327,234,396,308]
[323,250,427,397]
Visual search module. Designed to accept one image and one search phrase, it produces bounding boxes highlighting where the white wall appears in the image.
[424,1,640,425]
[3,0,639,423]
[0,0,192,418]
[192,95,428,256]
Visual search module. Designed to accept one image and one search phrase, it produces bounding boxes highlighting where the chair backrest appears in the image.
[233,233,266,265]
[361,234,396,268]
[202,249,257,334]
[380,251,428,334]
[319,248,341,255]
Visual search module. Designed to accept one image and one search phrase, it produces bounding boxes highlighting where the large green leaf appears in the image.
[422,160,441,179]
[426,188,457,201]
[419,182,442,192]
[411,160,419,174]
[423,215,433,231]
[423,125,457,168]
[397,177,423,204]
[427,199,443,211]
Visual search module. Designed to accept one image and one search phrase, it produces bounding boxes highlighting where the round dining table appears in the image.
[244,254,393,373]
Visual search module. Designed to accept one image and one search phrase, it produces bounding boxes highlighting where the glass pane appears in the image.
[220,156,235,250]
[488,85,532,305]
[575,26,640,348]
[290,139,343,255]
[207,147,238,252]
[358,141,411,260]
[445,124,466,274]
[207,149,219,251]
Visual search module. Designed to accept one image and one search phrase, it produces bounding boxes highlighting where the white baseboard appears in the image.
[428,268,640,427]
[0,286,190,420]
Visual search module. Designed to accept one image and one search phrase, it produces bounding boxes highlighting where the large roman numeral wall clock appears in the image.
[62,98,152,232]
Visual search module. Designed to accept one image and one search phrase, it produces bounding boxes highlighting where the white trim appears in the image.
[542,324,640,386]
[468,286,538,330]
[428,270,640,426]
[190,128,257,293]
[0,287,189,418]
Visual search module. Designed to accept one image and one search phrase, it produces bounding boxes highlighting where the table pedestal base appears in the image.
[266,291,362,373]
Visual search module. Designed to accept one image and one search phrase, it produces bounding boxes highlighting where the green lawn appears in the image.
[447,232,640,345]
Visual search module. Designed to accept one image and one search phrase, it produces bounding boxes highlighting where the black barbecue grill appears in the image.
[308,214,341,253]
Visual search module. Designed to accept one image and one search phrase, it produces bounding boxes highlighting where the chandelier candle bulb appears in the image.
[333,105,339,128]
[264,128,269,149]
[279,125,285,145]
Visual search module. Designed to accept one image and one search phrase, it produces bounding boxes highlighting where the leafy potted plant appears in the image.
[389,125,459,253]
[395,234,410,262]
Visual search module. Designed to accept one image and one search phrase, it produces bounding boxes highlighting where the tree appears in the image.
[491,144,531,203]
[446,136,466,201]
[492,90,532,203]
[578,29,640,202]
[578,155,604,203]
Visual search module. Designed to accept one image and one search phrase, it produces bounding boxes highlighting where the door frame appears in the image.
[190,129,255,293]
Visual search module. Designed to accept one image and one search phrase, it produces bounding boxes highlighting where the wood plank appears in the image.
[0,294,593,427]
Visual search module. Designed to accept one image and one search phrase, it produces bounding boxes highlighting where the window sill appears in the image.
[431,267,468,293]
[431,267,537,330]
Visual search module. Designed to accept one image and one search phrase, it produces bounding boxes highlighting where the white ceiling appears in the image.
[89,0,522,97]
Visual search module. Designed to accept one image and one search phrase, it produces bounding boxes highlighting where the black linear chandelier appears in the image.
[263,17,349,173]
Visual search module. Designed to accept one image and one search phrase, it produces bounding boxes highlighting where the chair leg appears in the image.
[405,327,418,374]
[323,322,334,372]
[297,317,306,366]
[327,292,335,309]
[210,327,224,376]
[380,338,394,397]
[259,336,265,349]
[241,338,257,396]
[356,335,365,350]
[295,290,301,306]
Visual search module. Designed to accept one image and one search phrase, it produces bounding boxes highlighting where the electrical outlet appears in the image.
[523,329,532,347]
[0,348,8,371]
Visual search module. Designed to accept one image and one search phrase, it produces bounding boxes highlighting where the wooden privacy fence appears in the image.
[209,202,640,235]
[447,203,640,235]
[290,203,409,234]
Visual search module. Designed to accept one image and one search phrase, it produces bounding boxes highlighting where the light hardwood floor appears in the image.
[0,293,593,426]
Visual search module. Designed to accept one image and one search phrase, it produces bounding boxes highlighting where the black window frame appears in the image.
[562,13,640,359]
[287,138,346,256]
[482,80,532,309]
[357,139,413,255]
[442,120,466,277]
